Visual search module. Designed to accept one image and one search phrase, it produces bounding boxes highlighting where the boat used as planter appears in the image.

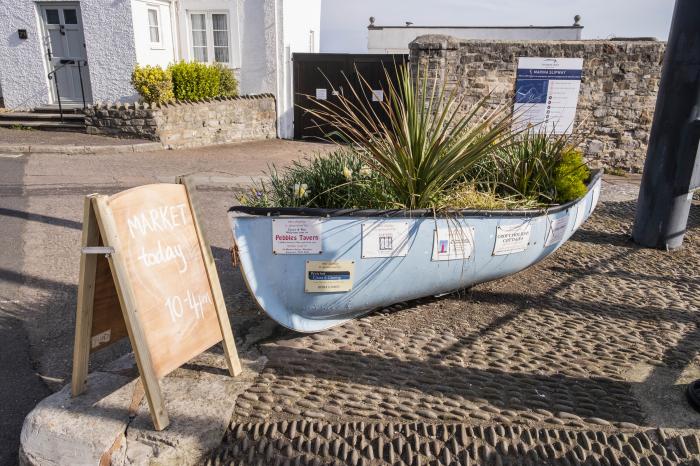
[228,170,602,333]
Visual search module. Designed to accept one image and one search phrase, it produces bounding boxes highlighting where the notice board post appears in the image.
[71,179,242,430]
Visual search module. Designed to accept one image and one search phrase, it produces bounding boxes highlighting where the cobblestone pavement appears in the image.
[207,179,700,465]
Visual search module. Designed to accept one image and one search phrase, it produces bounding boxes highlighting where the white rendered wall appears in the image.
[278,0,321,138]
[131,0,176,68]
[0,1,53,109]
[0,0,138,109]
[368,27,583,53]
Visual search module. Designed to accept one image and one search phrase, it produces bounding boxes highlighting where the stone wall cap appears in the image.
[410,34,666,49]
[409,35,460,50]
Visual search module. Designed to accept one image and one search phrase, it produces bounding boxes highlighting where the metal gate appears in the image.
[293,53,408,140]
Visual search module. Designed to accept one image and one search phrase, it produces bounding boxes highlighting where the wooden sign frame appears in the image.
[70,178,241,430]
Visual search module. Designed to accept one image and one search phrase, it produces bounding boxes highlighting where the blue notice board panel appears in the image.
[514,58,583,134]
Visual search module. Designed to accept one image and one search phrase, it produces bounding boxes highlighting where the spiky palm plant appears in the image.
[303,64,518,210]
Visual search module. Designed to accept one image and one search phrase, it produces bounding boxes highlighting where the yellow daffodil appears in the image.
[342,166,353,181]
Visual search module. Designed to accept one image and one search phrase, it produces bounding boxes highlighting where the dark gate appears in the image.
[293,53,408,140]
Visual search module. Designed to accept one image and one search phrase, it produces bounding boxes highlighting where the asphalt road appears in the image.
[0,153,51,466]
[0,140,326,465]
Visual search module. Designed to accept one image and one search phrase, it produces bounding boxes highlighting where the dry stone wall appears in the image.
[84,94,277,148]
[409,36,666,172]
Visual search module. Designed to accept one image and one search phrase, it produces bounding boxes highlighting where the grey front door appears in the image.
[39,3,93,104]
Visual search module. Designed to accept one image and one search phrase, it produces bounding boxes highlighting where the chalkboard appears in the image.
[71,181,241,430]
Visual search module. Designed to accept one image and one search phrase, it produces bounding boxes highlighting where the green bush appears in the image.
[214,63,238,98]
[130,65,174,104]
[168,61,220,101]
[467,129,589,205]
[553,148,590,203]
[241,150,394,209]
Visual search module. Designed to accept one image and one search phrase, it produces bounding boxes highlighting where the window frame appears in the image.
[146,5,163,49]
[187,10,233,67]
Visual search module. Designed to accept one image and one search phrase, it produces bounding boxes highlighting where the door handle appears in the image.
[59,25,65,35]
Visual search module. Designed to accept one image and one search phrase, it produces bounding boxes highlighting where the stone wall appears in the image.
[409,36,666,172]
[84,94,277,147]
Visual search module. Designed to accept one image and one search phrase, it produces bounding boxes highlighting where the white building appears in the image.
[0,0,321,138]
[367,17,583,54]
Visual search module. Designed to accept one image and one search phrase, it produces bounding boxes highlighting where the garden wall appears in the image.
[409,36,666,172]
[84,94,277,148]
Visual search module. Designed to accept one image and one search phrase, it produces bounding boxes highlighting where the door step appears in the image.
[0,107,86,132]
[0,120,85,132]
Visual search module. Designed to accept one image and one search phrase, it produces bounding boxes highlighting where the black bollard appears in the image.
[632,0,700,250]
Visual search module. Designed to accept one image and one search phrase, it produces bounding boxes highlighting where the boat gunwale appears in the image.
[228,169,602,219]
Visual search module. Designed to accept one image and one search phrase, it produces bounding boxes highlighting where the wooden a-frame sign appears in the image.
[71,178,242,430]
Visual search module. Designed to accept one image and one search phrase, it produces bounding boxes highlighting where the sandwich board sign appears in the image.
[513,57,583,134]
[70,178,241,430]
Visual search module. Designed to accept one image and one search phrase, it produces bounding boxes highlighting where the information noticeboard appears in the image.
[513,57,583,134]
[70,180,242,431]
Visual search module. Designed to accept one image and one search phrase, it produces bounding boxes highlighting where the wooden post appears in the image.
[178,176,243,377]
[71,196,100,397]
[92,195,170,430]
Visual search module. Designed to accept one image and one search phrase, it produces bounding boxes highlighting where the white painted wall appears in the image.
[368,26,583,53]
[0,1,53,109]
[0,0,138,109]
[279,0,321,138]
[131,0,176,67]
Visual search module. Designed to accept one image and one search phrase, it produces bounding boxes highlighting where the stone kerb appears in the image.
[409,36,666,172]
[84,94,277,148]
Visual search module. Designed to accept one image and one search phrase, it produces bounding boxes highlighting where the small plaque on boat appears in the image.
[272,219,322,255]
[432,225,475,261]
[545,215,569,247]
[493,223,531,255]
[574,203,586,230]
[361,221,410,258]
[589,181,601,214]
[305,260,354,293]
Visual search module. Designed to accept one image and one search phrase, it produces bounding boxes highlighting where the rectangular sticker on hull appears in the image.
[305,260,354,293]
[545,215,570,247]
[432,225,475,261]
[272,219,322,255]
[493,223,531,255]
[362,221,410,258]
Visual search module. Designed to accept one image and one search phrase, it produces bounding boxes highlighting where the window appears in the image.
[63,9,77,25]
[190,13,207,62]
[147,7,161,47]
[45,9,60,25]
[189,12,231,65]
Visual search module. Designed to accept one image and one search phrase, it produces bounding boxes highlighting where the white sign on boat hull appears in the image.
[545,215,570,247]
[272,219,323,255]
[493,223,532,256]
[361,221,410,258]
[432,226,475,261]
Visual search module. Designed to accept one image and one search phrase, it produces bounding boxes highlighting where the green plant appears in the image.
[130,64,174,104]
[168,61,220,101]
[303,64,517,210]
[241,150,395,209]
[469,128,588,204]
[214,63,238,98]
[553,148,590,203]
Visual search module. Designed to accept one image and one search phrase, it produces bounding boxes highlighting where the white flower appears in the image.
[293,183,309,199]
[359,166,372,177]
[342,166,353,181]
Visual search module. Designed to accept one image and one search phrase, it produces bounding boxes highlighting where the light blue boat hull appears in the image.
[229,174,602,333]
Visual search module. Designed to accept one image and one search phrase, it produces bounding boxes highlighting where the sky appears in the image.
[320,0,675,53]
